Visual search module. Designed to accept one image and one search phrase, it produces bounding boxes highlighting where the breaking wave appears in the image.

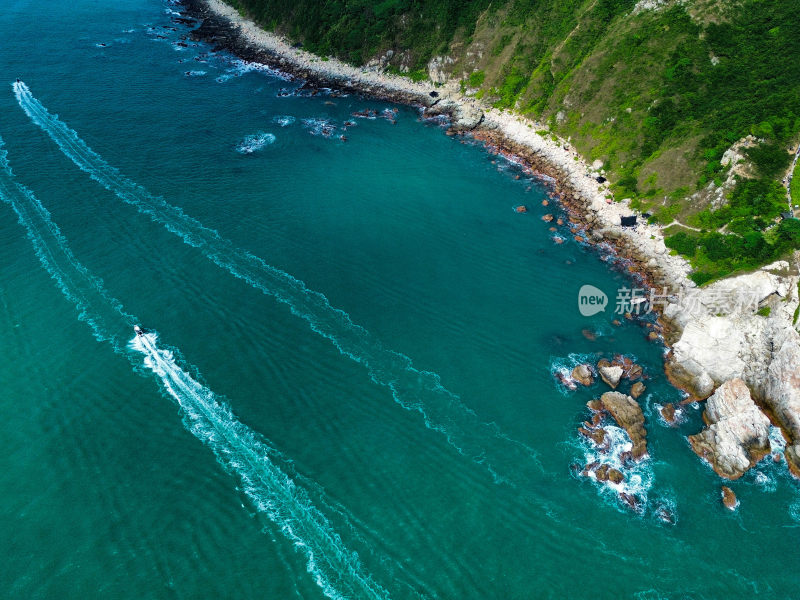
[236,131,276,154]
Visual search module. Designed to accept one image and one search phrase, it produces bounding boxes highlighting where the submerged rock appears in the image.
[581,328,597,341]
[600,391,648,460]
[655,504,676,525]
[619,491,642,512]
[688,379,771,480]
[599,365,624,389]
[571,363,594,386]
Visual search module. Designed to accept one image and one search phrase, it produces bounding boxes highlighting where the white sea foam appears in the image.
[0,136,391,600]
[216,57,291,83]
[752,469,778,493]
[789,499,800,524]
[236,132,276,154]
[15,80,542,488]
[550,352,596,394]
[272,115,296,127]
[769,425,787,454]
[579,424,654,512]
[302,117,337,137]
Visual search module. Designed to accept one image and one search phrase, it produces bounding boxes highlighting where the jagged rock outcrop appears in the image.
[760,326,800,477]
[663,259,800,475]
[423,95,484,131]
[688,379,771,479]
[427,55,454,84]
[600,391,647,460]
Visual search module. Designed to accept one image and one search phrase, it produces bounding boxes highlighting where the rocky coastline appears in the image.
[178,0,800,487]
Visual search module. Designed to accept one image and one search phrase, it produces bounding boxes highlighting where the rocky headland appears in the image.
[179,0,800,486]
[688,378,772,479]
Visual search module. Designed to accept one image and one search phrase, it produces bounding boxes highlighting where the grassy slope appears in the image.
[230,0,800,281]
[793,158,800,208]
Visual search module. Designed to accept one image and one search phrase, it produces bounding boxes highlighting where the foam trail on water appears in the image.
[0,139,390,600]
[14,81,542,486]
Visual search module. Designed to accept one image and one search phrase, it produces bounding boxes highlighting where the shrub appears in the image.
[665,231,698,256]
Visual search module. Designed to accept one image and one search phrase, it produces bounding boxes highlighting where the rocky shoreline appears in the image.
[179,0,691,287]
[177,0,800,487]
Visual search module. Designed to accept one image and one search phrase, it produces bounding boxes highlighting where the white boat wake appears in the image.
[14,80,542,487]
[0,138,390,600]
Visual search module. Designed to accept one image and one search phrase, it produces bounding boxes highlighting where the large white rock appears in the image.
[427,55,454,84]
[688,379,771,479]
[599,365,624,389]
[664,259,800,474]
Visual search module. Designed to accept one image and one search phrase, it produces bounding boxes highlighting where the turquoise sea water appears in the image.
[1,1,799,598]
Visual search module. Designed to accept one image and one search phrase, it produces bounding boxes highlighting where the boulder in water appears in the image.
[659,402,677,423]
[607,467,624,484]
[599,365,624,389]
[630,381,646,399]
[627,364,643,380]
[600,391,648,460]
[571,363,594,386]
[721,485,738,511]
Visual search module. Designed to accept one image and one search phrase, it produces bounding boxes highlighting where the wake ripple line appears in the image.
[13,81,541,485]
[0,138,390,600]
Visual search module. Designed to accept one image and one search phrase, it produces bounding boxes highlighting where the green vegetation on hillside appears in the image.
[229,0,800,280]
[227,0,494,66]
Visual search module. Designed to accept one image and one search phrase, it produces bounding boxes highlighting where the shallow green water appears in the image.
[1,1,799,598]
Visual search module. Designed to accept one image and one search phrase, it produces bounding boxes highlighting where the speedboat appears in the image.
[134,325,144,337]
